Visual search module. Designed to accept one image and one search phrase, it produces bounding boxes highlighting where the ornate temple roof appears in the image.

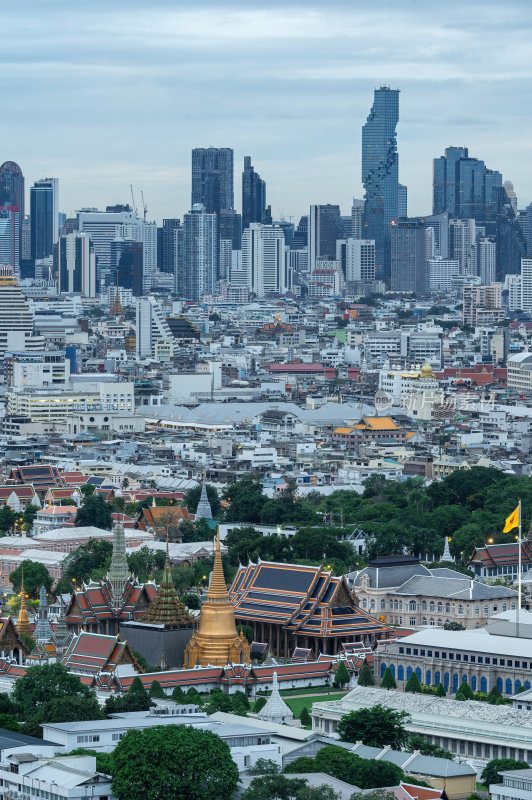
[256,671,294,724]
[109,289,125,317]
[142,540,193,627]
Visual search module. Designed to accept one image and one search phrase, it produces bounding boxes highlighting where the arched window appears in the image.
[525,681,531,691]
[429,602,435,612]
[409,601,417,611]
[398,665,404,681]
[426,669,432,686]
[370,600,376,611]
[497,677,503,693]
[399,601,403,611]
[362,599,367,608]
[415,667,422,681]
[422,601,427,611]
[421,617,427,626]
[516,680,522,693]
[502,604,507,612]
[380,599,386,610]
[390,664,396,677]
[389,601,394,610]
[445,603,450,614]
[458,605,464,615]
[453,674,459,693]
[430,618,435,626]
[471,676,477,691]
[394,600,398,610]
[435,671,440,686]
[437,618,443,627]
[407,666,413,680]
[437,602,443,613]
[381,663,387,678]
[480,677,487,693]
[506,678,513,695]
[444,672,450,691]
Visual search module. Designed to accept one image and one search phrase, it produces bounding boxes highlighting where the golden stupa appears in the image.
[183,528,250,668]
[16,572,34,642]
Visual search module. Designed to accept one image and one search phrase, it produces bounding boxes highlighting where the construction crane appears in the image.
[129,184,138,216]
[141,190,147,222]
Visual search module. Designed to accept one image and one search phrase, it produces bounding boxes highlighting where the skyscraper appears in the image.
[0,162,24,220]
[0,266,35,356]
[362,86,400,281]
[161,218,181,273]
[182,204,217,300]
[241,223,288,297]
[30,178,58,262]
[432,147,502,228]
[191,148,234,213]
[308,204,342,272]
[391,218,427,294]
[0,205,20,276]
[242,156,267,230]
[56,232,96,297]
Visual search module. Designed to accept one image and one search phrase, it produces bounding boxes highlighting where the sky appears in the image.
[2,0,532,224]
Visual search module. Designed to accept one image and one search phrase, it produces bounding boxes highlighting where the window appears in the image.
[445,603,450,614]
[380,599,386,610]
[422,601,427,611]
[484,605,489,615]
[409,617,416,627]
[409,601,417,611]
[437,603,443,613]
[475,606,480,616]
[406,648,411,655]
[457,605,463,615]
[429,602,435,612]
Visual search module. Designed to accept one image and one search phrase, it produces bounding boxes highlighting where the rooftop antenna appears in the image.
[141,190,148,222]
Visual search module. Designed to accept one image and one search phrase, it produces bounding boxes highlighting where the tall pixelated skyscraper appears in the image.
[242,156,267,230]
[30,177,58,262]
[0,161,24,219]
[362,87,400,281]
[191,148,234,214]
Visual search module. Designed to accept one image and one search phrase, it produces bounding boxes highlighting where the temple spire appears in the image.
[34,586,51,643]
[108,518,129,607]
[16,569,34,641]
[207,527,230,602]
[196,480,213,521]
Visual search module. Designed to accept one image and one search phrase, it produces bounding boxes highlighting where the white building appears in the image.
[0,205,20,276]
[428,258,460,292]
[57,232,97,297]
[77,208,144,287]
[449,218,476,273]
[507,352,532,393]
[521,259,532,314]
[491,768,532,800]
[142,220,158,293]
[242,223,288,297]
[505,274,523,312]
[0,751,115,800]
[344,239,376,283]
[473,237,497,284]
[182,204,217,301]
[0,268,36,356]
[135,296,171,357]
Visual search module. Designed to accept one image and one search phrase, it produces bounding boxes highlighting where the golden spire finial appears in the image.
[207,526,230,601]
[16,566,34,641]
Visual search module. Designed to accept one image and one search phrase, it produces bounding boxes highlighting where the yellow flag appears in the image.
[503,505,520,533]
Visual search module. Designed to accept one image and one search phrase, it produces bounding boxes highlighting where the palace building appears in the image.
[229,560,389,657]
[184,530,250,668]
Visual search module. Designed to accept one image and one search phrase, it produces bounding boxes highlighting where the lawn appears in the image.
[285,692,346,722]
[279,685,345,696]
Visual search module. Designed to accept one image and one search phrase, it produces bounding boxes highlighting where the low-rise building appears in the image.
[491,768,532,800]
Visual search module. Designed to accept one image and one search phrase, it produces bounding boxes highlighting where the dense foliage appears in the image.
[9,560,53,596]
[481,758,530,786]
[285,746,404,789]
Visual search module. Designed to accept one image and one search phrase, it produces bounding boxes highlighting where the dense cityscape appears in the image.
[1,4,532,798]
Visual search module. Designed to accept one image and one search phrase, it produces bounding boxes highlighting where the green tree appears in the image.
[444,621,465,631]
[248,758,281,775]
[127,547,166,582]
[404,671,422,694]
[181,593,201,610]
[435,683,446,697]
[351,759,403,789]
[405,733,452,759]
[22,695,104,738]
[111,724,239,800]
[75,494,113,529]
[457,680,474,699]
[13,663,94,720]
[9,560,53,597]
[22,504,40,532]
[105,693,153,715]
[243,774,336,800]
[351,791,397,800]
[129,676,148,696]
[148,679,166,699]
[223,477,267,523]
[481,758,530,787]
[56,538,113,593]
[380,667,397,690]
[0,506,16,533]
[80,483,96,497]
[357,663,374,686]
[254,696,267,713]
[299,707,312,728]
[337,706,409,748]
[333,661,350,689]
[0,713,19,732]
[488,685,503,704]
[183,484,221,518]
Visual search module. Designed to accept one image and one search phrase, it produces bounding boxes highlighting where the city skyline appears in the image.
[2,0,531,222]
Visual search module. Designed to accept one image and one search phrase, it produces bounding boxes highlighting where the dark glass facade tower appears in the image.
[242,156,267,230]
[161,218,181,273]
[0,161,24,219]
[30,178,58,262]
[191,148,234,214]
[432,147,502,227]
[391,217,427,295]
[362,86,400,281]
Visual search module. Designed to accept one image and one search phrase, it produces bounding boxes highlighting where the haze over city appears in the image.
[3,0,532,220]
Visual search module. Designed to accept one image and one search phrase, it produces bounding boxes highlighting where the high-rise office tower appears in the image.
[77,207,144,289]
[398,184,408,217]
[0,205,20,276]
[56,232,96,297]
[241,223,288,297]
[291,216,308,250]
[136,296,171,358]
[521,259,532,314]
[182,204,217,301]
[308,204,342,272]
[0,162,24,220]
[504,181,518,212]
[351,200,364,239]
[432,147,502,231]
[449,219,476,273]
[191,148,234,213]
[161,219,181,273]
[391,218,427,294]
[242,156,267,230]
[362,86,400,281]
[30,178,58,262]
[110,239,144,297]
[142,221,157,293]
[219,209,242,250]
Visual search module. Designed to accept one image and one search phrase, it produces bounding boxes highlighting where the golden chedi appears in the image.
[184,528,250,668]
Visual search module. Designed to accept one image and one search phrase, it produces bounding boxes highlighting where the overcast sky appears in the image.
[3,0,531,223]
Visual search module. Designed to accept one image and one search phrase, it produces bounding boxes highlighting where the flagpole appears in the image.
[518,499,522,638]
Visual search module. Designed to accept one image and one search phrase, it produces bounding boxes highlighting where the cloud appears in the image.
[1,0,531,219]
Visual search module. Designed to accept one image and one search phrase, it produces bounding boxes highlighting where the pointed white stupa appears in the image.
[196,481,213,521]
[442,537,455,563]
[256,672,294,725]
